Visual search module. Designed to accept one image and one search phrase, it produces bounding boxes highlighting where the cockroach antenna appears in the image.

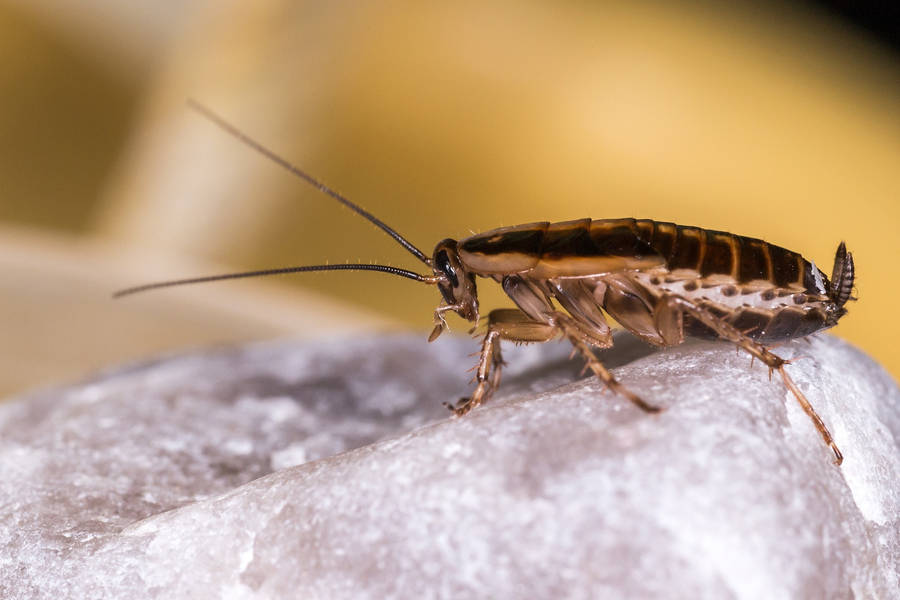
[113,101,441,298]
[113,263,437,299]
[185,99,431,265]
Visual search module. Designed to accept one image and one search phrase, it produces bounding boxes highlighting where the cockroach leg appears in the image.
[779,367,842,464]
[659,294,842,465]
[446,309,556,416]
[429,304,460,342]
[448,308,661,416]
[446,329,502,416]
[552,312,661,413]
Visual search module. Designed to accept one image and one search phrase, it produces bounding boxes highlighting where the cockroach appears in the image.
[116,101,855,465]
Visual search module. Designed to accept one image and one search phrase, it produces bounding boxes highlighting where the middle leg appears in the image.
[550,311,662,413]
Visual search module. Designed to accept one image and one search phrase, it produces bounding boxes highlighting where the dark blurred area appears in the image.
[811,0,900,54]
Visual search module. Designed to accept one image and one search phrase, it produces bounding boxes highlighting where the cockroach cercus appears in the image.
[116,101,855,465]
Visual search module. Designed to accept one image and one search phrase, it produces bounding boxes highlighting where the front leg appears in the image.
[428,304,454,342]
[447,309,558,416]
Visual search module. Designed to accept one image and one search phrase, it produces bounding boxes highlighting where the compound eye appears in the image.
[435,249,459,288]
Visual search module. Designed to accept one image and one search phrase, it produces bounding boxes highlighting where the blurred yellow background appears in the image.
[1,0,898,398]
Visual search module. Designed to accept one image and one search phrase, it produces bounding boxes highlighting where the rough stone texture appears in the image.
[1,334,898,599]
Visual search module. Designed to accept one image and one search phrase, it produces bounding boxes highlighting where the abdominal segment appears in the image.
[553,272,833,346]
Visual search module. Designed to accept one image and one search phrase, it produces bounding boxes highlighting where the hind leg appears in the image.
[656,294,842,465]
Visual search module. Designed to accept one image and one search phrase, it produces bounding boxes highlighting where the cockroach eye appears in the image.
[436,250,459,287]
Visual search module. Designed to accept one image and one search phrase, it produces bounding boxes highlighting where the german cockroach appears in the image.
[116,101,855,465]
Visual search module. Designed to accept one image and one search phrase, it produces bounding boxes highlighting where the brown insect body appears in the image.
[117,103,855,466]
[430,217,853,464]
[453,218,850,344]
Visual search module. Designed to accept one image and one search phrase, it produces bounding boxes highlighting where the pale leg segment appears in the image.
[429,304,461,342]
[549,312,661,413]
[659,294,842,465]
[447,308,661,416]
[447,309,555,416]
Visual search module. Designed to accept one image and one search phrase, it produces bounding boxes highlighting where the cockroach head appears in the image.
[432,238,479,321]
[829,241,855,309]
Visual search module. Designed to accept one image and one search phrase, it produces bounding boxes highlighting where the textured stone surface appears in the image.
[1,334,898,599]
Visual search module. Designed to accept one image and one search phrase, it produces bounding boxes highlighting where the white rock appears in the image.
[0,334,898,599]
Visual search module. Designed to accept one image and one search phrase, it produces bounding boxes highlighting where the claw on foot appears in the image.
[831,442,844,466]
[444,398,474,417]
